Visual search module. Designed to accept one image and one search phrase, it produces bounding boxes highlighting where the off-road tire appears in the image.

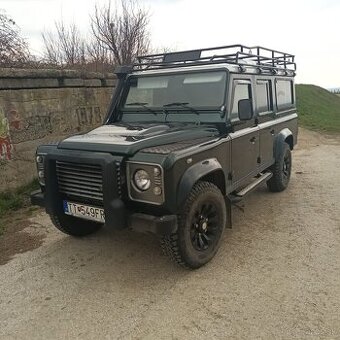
[267,142,292,192]
[161,181,226,269]
[50,213,103,237]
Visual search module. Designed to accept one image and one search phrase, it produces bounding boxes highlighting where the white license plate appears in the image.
[63,201,105,223]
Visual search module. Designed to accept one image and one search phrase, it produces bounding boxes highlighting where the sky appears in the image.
[1,0,340,88]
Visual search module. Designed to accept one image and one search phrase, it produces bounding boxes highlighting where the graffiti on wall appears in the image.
[76,106,103,127]
[8,109,53,144]
[0,108,13,161]
[7,105,103,143]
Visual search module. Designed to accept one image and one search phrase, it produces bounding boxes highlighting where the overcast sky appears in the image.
[1,0,339,88]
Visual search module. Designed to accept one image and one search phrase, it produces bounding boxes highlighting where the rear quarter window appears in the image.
[276,79,294,110]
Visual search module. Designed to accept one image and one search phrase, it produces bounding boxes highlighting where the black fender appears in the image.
[177,158,225,208]
[274,128,293,161]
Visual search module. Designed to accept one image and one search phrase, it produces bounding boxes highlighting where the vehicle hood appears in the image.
[58,122,220,156]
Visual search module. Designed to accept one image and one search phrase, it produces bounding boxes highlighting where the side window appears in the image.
[256,80,273,115]
[231,80,252,121]
[276,79,294,110]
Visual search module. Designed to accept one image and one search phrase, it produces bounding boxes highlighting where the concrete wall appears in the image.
[0,68,116,191]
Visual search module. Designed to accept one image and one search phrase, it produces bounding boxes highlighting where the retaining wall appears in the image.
[0,68,116,191]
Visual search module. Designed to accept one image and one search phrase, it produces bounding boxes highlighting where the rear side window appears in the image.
[256,80,273,115]
[231,80,252,121]
[276,79,294,110]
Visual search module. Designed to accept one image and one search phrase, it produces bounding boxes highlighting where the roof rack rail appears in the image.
[134,44,296,76]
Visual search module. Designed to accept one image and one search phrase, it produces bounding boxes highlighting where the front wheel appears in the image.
[50,213,103,237]
[267,142,292,192]
[161,181,226,269]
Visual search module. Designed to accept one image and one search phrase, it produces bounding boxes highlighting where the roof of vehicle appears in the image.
[131,44,296,78]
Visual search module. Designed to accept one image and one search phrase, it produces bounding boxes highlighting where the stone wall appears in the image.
[0,68,116,191]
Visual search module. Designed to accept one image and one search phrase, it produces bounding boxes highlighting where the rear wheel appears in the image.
[50,213,103,237]
[161,181,226,269]
[267,142,292,192]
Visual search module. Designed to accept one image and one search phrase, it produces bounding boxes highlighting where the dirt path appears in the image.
[1,128,340,339]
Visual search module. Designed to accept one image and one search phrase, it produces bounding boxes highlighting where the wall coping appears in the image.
[0,68,116,80]
[0,68,116,89]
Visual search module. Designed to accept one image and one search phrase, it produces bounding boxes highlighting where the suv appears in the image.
[31,44,298,269]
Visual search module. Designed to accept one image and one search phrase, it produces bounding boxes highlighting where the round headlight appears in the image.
[133,169,151,191]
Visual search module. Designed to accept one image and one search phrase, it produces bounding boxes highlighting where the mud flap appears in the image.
[225,196,232,228]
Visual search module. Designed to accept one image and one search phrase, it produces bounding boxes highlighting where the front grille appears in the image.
[56,161,103,204]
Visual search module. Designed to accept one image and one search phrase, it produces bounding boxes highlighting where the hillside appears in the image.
[296,84,340,133]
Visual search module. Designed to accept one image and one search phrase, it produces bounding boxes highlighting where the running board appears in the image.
[229,172,272,202]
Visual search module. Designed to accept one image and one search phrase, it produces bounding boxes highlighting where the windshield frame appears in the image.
[119,68,229,114]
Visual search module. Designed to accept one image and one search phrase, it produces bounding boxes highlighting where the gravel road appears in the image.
[1,128,340,339]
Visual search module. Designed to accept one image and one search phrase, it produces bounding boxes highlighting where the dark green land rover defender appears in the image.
[31,44,298,268]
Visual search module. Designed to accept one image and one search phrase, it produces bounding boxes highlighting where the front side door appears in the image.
[229,79,259,186]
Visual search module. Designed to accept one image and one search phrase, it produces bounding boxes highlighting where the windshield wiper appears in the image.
[163,102,199,115]
[125,102,158,115]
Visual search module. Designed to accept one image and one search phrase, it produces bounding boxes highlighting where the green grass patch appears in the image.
[296,84,340,133]
[0,179,40,235]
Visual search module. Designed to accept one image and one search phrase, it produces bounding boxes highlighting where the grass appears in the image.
[0,179,40,235]
[296,84,340,133]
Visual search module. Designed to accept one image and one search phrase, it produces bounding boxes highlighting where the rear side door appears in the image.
[255,79,276,168]
[229,79,259,186]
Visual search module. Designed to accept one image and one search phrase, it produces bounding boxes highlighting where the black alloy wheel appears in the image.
[161,181,226,269]
[282,151,291,181]
[190,202,219,251]
[267,142,292,192]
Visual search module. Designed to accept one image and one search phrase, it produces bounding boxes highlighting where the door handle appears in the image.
[270,129,275,135]
[250,136,257,144]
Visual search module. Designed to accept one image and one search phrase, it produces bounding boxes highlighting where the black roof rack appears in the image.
[134,44,296,76]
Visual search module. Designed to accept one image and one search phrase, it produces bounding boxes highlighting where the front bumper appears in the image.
[30,190,177,236]
[128,213,177,235]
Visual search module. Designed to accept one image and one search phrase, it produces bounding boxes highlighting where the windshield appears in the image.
[122,71,227,110]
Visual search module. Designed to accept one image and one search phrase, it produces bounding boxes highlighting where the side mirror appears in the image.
[238,99,253,121]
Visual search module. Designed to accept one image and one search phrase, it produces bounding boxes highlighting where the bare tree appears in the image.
[42,21,86,66]
[91,0,150,65]
[42,30,60,65]
[0,11,30,66]
[87,37,113,71]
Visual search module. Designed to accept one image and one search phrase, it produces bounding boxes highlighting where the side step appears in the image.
[229,172,272,203]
